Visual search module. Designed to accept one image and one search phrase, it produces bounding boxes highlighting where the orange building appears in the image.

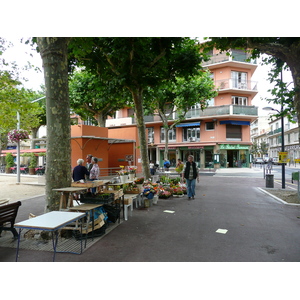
[70,124,137,174]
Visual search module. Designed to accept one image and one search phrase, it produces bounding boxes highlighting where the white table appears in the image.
[14,211,86,262]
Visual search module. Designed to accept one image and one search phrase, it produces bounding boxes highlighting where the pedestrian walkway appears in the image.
[1,173,300,262]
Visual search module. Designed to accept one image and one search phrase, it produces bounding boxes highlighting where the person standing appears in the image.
[89,157,100,194]
[72,159,89,182]
[163,158,170,171]
[149,160,155,175]
[86,154,93,173]
[182,155,199,200]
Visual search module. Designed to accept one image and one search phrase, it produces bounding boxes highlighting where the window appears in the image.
[231,71,247,89]
[226,124,241,140]
[161,127,176,142]
[232,96,248,106]
[182,127,200,142]
[206,122,215,130]
[147,127,154,143]
[207,98,215,107]
[189,103,200,118]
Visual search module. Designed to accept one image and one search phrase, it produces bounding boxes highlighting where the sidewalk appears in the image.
[1,172,300,262]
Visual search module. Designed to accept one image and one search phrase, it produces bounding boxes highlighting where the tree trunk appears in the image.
[37,37,71,212]
[131,88,151,179]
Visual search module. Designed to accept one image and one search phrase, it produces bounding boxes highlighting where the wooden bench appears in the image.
[0,201,22,238]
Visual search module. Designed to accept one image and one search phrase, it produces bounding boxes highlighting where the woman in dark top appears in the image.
[72,158,89,182]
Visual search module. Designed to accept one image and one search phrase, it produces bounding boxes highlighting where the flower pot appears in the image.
[120,175,127,184]
[5,167,11,174]
[29,168,36,175]
[144,198,153,208]
[129,173,135,181]
[153,195,158,204]
[136,184,143,192]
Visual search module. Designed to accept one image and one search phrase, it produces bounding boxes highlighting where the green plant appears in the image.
[5,153,14,168]
[160,175,170,184]
[29,153,37,168]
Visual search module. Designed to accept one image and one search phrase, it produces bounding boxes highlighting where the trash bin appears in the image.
[266,174,274,188]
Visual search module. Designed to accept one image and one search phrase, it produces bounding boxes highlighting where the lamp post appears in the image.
[263,106,285,189]
[16,96,46,183]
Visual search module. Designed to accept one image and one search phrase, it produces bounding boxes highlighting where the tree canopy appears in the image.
[202,38,300,122]
[69,68,132,127]
[68,37,206,178]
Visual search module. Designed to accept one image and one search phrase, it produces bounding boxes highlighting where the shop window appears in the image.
[226,124,241,141]
[183,127,200,142]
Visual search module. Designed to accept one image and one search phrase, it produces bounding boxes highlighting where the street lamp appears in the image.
[263,106,285,189]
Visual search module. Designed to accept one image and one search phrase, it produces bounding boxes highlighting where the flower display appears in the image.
[134,177,144,184]
[7,129,29,143]
[158,190,172,199]
[127,166,137,174]
[117,166,129,176]
[172,186,184,195]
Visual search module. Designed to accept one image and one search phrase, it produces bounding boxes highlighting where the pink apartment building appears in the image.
[106,48,259,169]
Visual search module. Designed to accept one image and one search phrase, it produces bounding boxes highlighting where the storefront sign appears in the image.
[219,144,249,150]
[188,146,203,149]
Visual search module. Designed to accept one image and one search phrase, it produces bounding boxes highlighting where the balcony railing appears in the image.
[214,79,258,92]
[107,105,257,126]
[183,105,257,118]
[202,52,257,66]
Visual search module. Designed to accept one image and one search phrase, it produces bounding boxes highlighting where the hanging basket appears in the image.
[7,129,29,143]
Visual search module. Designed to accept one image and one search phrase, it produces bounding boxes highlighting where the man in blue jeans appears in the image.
[182,155,199,200]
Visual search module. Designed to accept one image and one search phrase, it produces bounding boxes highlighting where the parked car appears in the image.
[272,157,286,165]
[254,157,265,164]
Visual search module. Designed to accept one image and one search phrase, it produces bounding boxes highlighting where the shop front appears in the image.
[219,144,250,168]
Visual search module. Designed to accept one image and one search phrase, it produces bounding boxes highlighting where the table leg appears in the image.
[15,228,23,262]
[51,230,59,262]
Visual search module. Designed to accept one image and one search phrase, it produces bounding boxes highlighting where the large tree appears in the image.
[0,38,43,153]
[37,37,71,212]
[69,37,205,178]
[145,71,217,160]
[202,37,300,125]
[69,68,131,126]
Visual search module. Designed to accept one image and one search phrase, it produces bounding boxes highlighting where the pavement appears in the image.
[1,169,300,262]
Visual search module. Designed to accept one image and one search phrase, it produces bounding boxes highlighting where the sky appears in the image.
[2,36,294,116]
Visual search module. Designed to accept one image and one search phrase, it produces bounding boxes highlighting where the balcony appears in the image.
[203,52,257,71]
[214,78,258,96]
[106,105,257,127]
[184,105,257,119]
[267,128,282,135]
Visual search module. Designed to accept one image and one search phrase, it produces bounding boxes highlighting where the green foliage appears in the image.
[68,37,205,178]
[28,152,37,168]
[5,152,14,167]
[69,68,132,126]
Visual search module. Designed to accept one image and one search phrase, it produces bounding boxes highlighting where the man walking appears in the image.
[182,155,199,200]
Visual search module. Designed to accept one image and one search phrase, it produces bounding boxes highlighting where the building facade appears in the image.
[106,48,259,169]
[266,116,300,162]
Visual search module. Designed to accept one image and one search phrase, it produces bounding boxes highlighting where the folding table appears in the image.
[14,211,86,262]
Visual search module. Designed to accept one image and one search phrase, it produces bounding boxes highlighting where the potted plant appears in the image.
[28,153,37,175]
[5,153,14,173]
[117,166,129,183]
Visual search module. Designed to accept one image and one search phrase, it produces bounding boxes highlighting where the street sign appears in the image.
[279,152,288,163]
